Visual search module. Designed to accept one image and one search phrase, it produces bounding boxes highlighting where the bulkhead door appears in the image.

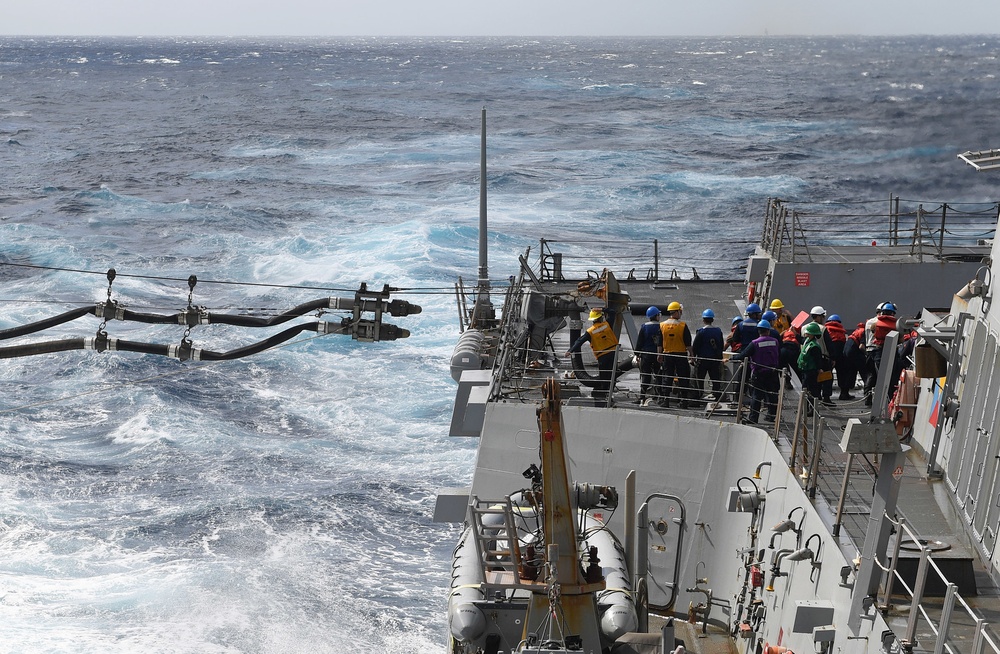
[970,338,1000,544]
[962,333,998,524]
[947,321,986,487]
[954,329,995,509]
[980,476,1000,559]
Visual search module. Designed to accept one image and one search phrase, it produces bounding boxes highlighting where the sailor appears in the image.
[862,301,900,407]
[845,320,867,397]
[692,309,724,403]
[779,325,802,385]
[797,321,827,408]
[892,317,919,399]
[634,306,664,405]
[725,316,744,353]
[768,298,793,334]
[809,306,835,405]
[760,310,783,339]
[735,303,762,350]
[824,314,854,400]
[732,319,781,424]
[659,301,694,408]
[567,307,631,405]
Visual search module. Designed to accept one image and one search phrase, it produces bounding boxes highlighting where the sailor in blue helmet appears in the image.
[731,318,781,424]
[862,301,899,407]
[692,308,725,403]
[735,302,762,350]
[824,314,854,399]
[634,306,663,405]
[760,310,782,339]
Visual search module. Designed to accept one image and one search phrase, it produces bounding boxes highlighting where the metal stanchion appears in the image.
[933,583,958,654]
[606,345,621,408]
[833,453,854,538]
[808,416,825,498]
[736,361,748,422]
[902,544,932,648]
[772,368,786,442]
[881,516,906,610]
[789,392,807,472]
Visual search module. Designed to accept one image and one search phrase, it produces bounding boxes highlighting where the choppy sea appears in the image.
[0,35,998,653]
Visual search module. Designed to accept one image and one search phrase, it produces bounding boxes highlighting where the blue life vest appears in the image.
[693,326,724,358]
[635,321,662,354]
[737,319,759,347]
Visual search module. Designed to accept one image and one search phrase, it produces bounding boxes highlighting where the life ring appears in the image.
[889,369,918,438]
[747,281,757,304]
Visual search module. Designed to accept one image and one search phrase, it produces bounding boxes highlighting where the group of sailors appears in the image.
[569,297,910,417]
[734,299,911,413]
[632,301,716,409]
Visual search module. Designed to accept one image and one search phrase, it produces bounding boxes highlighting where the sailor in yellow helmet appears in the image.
[768,298,793,334]
[658,301,694,408]
[567,307,632,405]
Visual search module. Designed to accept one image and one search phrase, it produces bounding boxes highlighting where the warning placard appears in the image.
[794,272,810,287]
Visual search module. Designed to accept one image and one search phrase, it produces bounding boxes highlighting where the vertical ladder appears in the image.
[469,496,536,589]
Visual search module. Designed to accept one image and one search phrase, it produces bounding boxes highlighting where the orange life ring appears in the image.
[889,369,918,436]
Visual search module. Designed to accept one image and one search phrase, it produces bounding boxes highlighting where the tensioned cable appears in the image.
[0,261,459,294]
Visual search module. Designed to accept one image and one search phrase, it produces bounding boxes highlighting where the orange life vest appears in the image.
[773,310,792,334]
[867,314,899,348]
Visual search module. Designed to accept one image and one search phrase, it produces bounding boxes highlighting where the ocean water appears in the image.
[0,35,998,652]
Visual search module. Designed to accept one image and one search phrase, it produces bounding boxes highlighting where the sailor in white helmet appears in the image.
[809,306,835,404]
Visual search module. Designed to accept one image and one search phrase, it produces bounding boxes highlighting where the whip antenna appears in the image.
[473,107,496,327]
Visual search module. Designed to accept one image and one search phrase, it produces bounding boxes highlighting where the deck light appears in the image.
[735,477,764,513]
[769,506,804,547]
[785,547,814,562]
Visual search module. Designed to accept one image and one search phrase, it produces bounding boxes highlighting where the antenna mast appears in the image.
[478,107,489,289]
[473,107,495,327]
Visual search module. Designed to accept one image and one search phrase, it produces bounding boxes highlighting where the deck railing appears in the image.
[760,197,999,263]
[534,198,998,283]
[879,517,1000,654]
[538,237,754,283]
[539,237,662,283]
